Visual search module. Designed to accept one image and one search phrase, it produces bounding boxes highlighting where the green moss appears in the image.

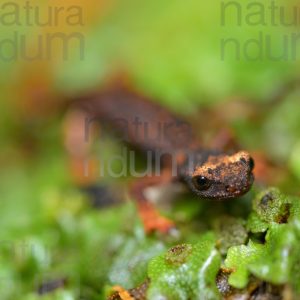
[214,216,248,255]
[253,188,291,224]
[224,189,300,294]
[147,233,221,300]
[108,237,165,289]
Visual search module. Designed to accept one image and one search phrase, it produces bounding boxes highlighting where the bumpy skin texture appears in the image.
[179,150,255,200]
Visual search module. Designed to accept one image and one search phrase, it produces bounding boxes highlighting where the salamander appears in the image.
[64,80,255,234]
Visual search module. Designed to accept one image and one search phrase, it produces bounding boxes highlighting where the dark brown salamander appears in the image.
[64,81,254,234]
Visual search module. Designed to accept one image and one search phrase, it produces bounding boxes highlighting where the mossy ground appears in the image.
[1,1,300,299]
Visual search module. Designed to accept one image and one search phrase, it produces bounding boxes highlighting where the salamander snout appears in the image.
[186,150,255,200]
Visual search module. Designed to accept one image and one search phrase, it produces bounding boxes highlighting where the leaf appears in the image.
[224,240,264,289]
[147,233,221,300]
[225,190,300,292]
[108,237,165,289]
[247,212,268,233]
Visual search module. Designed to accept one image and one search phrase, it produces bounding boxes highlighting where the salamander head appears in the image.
[183,151,254,200]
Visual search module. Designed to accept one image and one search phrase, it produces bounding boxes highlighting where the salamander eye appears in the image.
[192,176,211,191]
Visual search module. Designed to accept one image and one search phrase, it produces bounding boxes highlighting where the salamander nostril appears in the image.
[249,157,255,171]
[240,156,255,171]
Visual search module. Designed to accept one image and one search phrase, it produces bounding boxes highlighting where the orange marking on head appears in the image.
[112,286,134,300]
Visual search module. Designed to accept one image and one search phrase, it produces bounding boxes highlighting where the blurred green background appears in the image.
[0,0,300,299]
